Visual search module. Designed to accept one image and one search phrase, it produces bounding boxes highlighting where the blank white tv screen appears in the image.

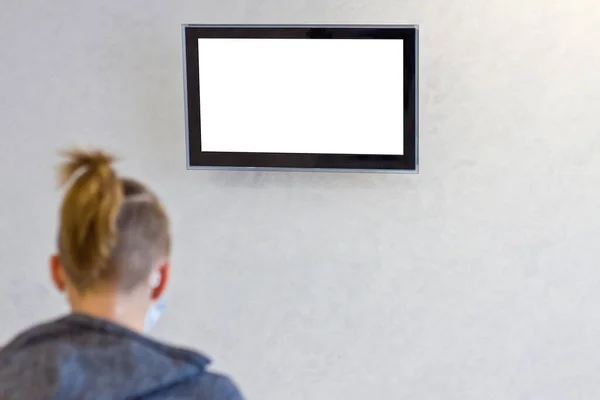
[197,38,404,156]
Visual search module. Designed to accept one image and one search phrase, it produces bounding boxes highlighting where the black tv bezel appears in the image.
[183,24,419,173]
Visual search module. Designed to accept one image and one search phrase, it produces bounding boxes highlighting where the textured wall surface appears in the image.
[2,0,600,399]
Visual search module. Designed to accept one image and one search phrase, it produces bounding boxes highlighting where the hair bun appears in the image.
[57,148,124,288]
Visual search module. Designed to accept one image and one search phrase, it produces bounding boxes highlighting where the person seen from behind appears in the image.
[0,149,244,400]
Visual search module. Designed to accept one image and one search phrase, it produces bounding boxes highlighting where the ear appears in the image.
[50,254,66,292]
[150,261,170,301]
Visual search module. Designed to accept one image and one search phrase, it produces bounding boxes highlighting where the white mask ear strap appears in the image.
[149,271,161,289]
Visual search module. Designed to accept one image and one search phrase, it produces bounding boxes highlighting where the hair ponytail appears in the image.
[57,149,124,290]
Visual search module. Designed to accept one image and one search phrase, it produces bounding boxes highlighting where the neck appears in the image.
[69,290,147,333]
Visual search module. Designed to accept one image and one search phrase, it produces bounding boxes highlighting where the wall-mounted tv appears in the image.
[183,24,418,172]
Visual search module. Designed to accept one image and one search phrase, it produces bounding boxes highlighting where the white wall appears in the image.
[2,0,600,399]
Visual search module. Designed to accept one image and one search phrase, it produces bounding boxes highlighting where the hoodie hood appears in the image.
[0,314,222,400]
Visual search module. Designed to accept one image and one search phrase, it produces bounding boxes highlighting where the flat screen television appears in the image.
[183,24,418,172]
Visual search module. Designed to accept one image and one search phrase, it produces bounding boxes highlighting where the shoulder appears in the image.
[176,370,244,399]
[0,318,62,365]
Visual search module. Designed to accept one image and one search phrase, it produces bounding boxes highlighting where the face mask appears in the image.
[144,297,167,332]
[144,272,167,332]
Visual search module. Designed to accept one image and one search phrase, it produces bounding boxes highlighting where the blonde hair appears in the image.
[57,149,170,292]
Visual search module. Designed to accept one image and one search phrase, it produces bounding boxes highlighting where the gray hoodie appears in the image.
[0,314,244,399]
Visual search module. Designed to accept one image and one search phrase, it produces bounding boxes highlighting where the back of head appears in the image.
[57,149,170,292]
[0,150,249,399]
